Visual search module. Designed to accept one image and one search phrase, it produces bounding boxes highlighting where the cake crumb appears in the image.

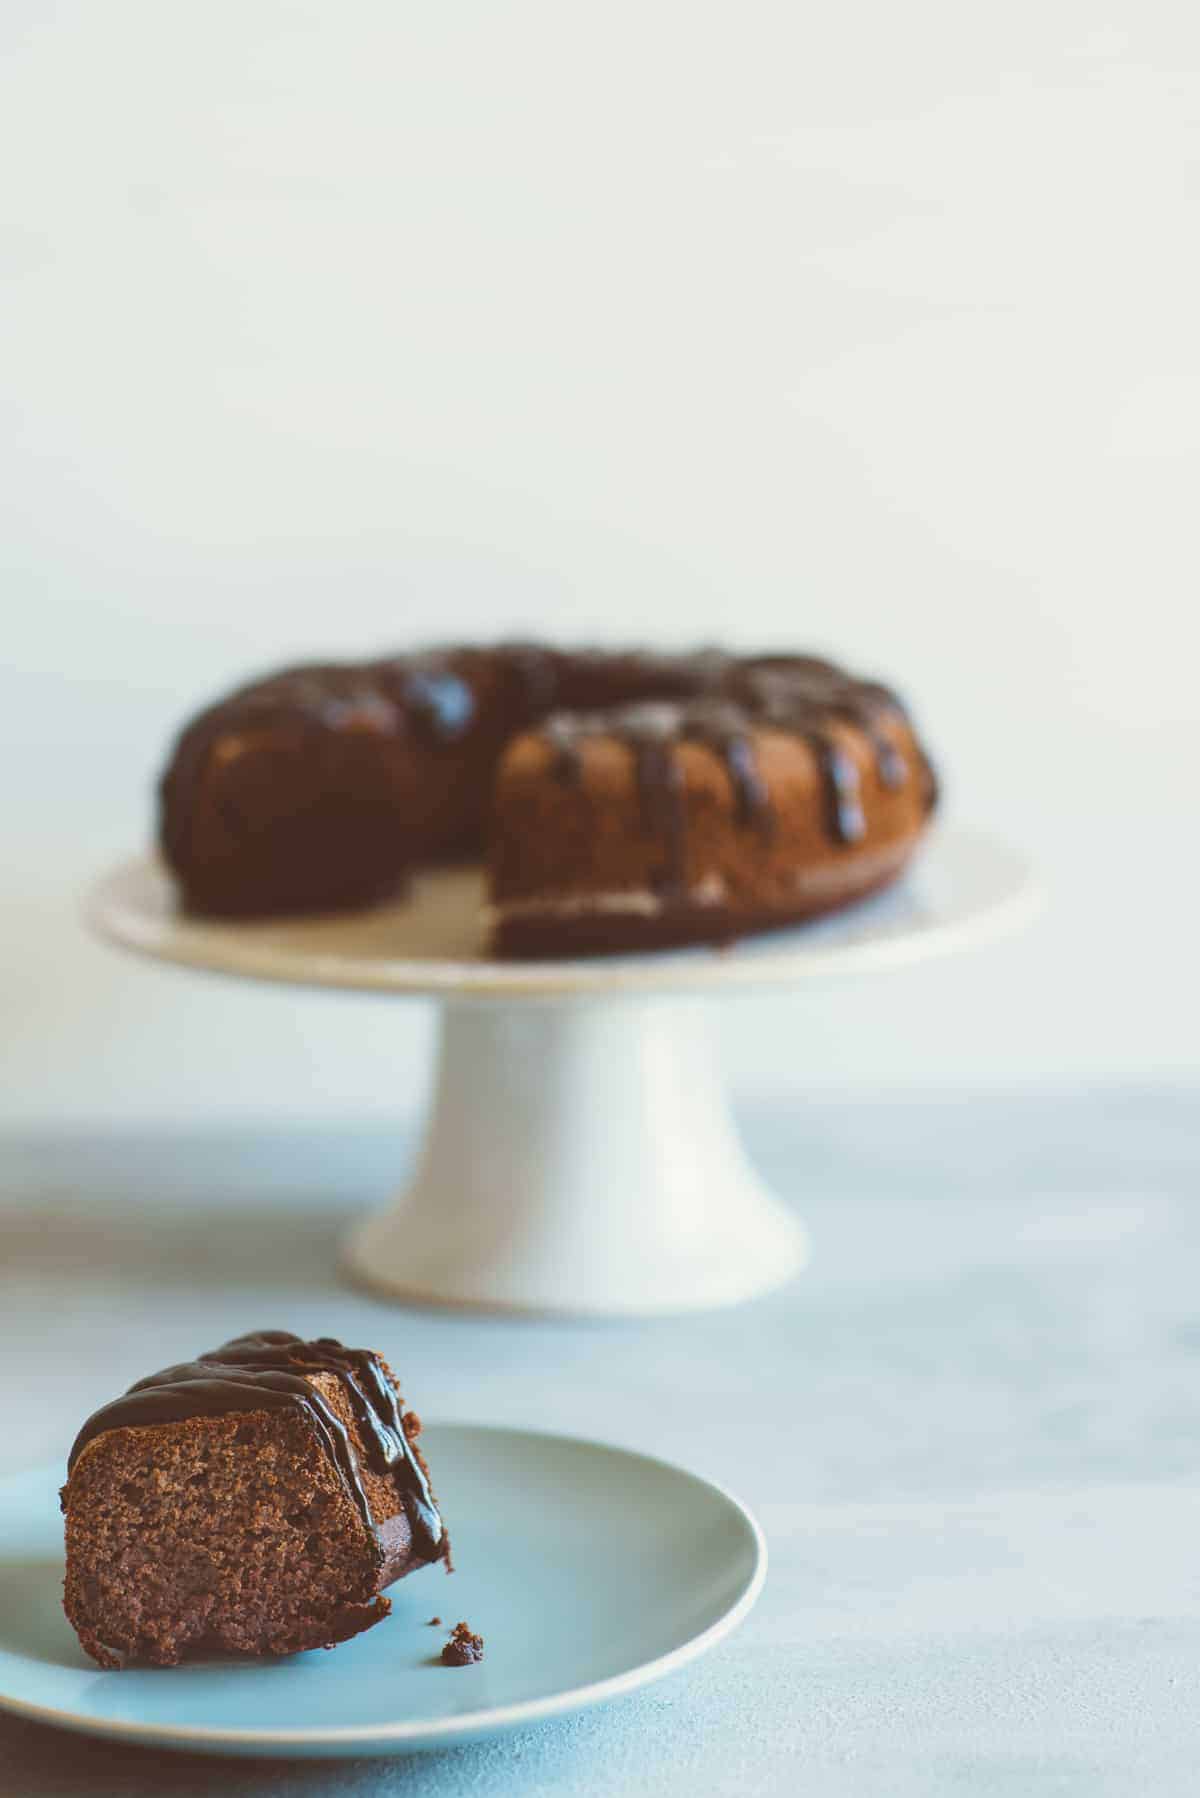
[427,1616,442,1627]
[440,1621,484,1666]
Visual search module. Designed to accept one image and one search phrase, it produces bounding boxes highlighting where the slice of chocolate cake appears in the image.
[60,1331,448,1668]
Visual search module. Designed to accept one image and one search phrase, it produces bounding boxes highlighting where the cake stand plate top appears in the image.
[87,829,1037,1002]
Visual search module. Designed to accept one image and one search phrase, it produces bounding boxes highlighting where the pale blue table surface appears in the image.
[2,1091,1198,1795]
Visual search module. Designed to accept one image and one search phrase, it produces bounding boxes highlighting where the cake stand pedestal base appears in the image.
[344,999,808,1316]
[89,833,1038,1317]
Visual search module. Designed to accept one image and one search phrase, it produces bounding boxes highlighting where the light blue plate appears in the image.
[0,1423,765,1758]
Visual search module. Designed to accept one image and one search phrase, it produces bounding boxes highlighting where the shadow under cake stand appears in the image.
[87,830,1038,1316]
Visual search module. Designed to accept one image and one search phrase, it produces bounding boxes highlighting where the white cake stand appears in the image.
[87,830,1038,1317]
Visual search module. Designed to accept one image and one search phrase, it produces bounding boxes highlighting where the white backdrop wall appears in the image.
[2,2,1196,1127]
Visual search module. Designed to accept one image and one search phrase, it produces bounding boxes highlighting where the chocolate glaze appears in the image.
[67,1331,444,1564]
[382,655,477,745]
[160,644,937,917]
[538,657,930,896]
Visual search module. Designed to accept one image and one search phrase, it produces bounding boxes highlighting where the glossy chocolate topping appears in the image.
[539,655,933,896]
[67,1331,443,1563]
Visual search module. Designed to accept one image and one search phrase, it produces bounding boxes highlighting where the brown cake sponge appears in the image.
[60,1332,448,1669]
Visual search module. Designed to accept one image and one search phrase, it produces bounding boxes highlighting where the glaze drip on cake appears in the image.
[544,700,768,899]
[68,1331,443,1561]
[536,658,927,893]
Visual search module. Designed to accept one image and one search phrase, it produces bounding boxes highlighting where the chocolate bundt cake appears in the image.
[61,1331,447,1668]
[159,645,938,955]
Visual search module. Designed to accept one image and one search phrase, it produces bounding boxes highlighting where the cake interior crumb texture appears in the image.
[64,1408,388,1667]
[441,1621,485,1666]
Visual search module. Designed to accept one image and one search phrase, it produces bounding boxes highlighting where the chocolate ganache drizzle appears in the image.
[539,654,936,899]
[67,1331,444,1563]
